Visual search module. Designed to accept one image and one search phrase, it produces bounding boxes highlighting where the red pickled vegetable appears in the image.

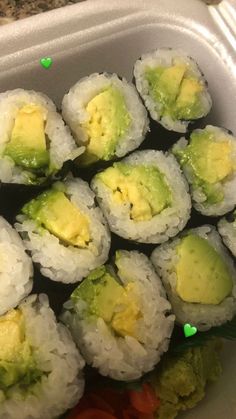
[128,384,160,414]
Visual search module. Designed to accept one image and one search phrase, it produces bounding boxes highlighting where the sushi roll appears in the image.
[15,176,111,283]
[61,250,175,381]
[91,149,191,244]
[134,48,212,133]
[151,225,236,331]
[62,73,149,166]
[173,125,236,216]
[0,89,83,184]
[218,211,236,257]
[0,216,33,315]
[0,294,85,419]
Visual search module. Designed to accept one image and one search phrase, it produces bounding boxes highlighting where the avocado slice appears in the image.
[111,282,141,338]
[0,310,24,362]
[175,78,203,119]
[0,309,42,392]
[146,64,186,107]
[180,131,234,184]
[176,234,233,304]
[145,64,204,121]
[72,266,124,323]
[174,129,235,204]
[22,190,90,248]
[4,104,50,171]
[97,163,172,221]
[72,265,141,338]
[80,86,131,165]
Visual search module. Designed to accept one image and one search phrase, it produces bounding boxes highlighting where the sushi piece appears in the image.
[173,125,236,216]
[91,149,191,244]
[134,48,212,133]
[15,176,111,283]
[218,211,236,257]
[0,216,33,315]
[62,73,149,166]
[0,294,85,419]
[0,89,84,185]
[151,225,236,331]
[61,250,175,381]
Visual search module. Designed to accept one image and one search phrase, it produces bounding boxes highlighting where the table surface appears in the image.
[0,0,80,23]
[0,0,221,24]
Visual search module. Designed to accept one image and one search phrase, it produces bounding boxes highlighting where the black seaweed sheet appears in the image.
[1,118,217,312]
[0,115,231,417]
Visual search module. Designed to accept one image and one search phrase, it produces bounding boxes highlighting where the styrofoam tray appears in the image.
[0,0,236,417]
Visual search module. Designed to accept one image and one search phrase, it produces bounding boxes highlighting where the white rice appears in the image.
[0,216,33,316]
[151,225,236,331]
[91,150,191,244]
[173,125,236,216]
[62,250,175,381]
[0,89,84,184]
[0,294,85,419]
[218,214,236,257]
[62,73,149,160]
[15,177,111,283]
[134,48,212,133]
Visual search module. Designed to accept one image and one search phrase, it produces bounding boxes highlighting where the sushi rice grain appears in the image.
[0,216,33,316]
[0,89,84,184]
[151,225,236,331]
[91,150,191,244]
[15,177,111,283]
[134,48,212,133]
[0,294,85,419]
[218,213,236,257]
[62,250,175,381]
[62,73,149,163]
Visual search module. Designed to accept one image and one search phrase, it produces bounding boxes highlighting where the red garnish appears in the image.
[67,383,160,419]
[128,384,160,414]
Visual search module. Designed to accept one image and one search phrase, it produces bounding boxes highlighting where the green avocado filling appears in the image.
[174,129,235,204]
[0,309,43,399]
[72,262,142,338]
[4,104,50,172]
[176,234,233,304]
[97,163,172,221]
[22,189,90,248]
[145,62,204,121]
[151,339,222,419]
[79,86,131,166]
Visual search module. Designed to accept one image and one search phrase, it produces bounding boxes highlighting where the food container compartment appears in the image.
[0,0,236,418]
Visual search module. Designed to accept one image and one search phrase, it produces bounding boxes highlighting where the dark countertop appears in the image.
[0,0,81,23]
[0,0,222,25]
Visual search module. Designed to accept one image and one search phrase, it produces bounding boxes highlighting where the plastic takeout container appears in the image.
[0,0,236,417]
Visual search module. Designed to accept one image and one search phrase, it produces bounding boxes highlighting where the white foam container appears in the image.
[0,0,236,417]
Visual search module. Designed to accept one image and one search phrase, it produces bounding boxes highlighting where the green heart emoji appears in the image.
[184,323,197,338]
[40,57,52,69]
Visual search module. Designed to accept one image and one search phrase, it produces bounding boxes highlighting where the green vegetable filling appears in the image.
[0,309,43,399]
[97,163,172,221]
[174,129,235,205]
[72,262,142,339]
[4,104,50,172]
[176,234,233,304]
[145,62,204,121]
[80,86,131,166]
[22,189,90,248]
